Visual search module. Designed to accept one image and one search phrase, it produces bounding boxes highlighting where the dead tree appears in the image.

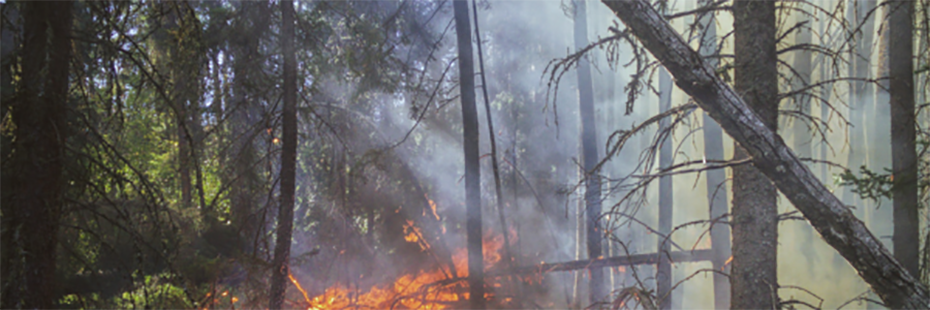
[600,0,930,308]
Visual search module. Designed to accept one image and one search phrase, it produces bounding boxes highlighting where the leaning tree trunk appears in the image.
[453,1,485,308]
[600,0,930,308]
[888,0,920,278]
[694,1,730,307]
[269,0,298,308]
[571,0,606,304]
[731,1,779,309]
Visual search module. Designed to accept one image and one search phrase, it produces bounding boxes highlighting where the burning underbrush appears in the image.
[291,228,516,310]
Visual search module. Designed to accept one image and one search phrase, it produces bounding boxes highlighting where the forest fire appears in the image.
[300,226,510,310]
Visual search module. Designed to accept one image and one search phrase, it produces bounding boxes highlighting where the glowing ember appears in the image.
[722,256,733,270]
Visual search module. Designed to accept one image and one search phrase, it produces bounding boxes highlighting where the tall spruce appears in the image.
[269,0,298,308]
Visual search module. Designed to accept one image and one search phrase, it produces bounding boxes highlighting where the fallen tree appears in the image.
[600,0,929,308]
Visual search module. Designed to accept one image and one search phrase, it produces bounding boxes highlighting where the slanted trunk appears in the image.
[888,0,920,278]
[268,0,298,308]
[695,2,730,307]
[599,0,930,307]
[731,1,779,308]
[452,1,485,308]
[571,0,606,304]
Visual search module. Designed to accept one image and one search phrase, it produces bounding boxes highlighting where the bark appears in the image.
[695,3,730,308]
[453,1,485,308]
[572,0,606,304]
[600,0,930,308]
[269,1,298,308]
[731,1,779,308]
[2,2,73,308]
[888,0,920,278]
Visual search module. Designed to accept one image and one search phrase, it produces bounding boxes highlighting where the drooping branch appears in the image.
[600,0,930,308]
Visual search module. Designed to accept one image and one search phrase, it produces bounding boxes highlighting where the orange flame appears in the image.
[722,256,734,271]
[304,232,509,310]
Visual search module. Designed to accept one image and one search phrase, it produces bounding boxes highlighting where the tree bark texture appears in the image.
[453,1,485,308]
[572,0,606,304]
[888,0,920,278]
[1,1,73,308]
[269,1,298,308]
[600,0,930,308]
[731,1,780,308]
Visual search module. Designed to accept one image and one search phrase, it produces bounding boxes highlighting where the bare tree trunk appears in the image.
[453,1,485,308]
[694,2,730,308]
[3,2,72,308]
[888,0,920,278]
[599,0,930,307]
[269,1,298,308]
[731,1,779,308]
[572,0,606,304]
[656,67,674,310]
[843,0,877,222]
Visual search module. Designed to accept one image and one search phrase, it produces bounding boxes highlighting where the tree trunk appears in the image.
[572,0,606,304]
[269,0,298,308]
[656,67,674,310]
[695,2,730,308]
[2,2,73,308]
[599,0,930,308]
[888,0,920,278]
[731,1,780,308]
[453,1,485,308]
[843,0,876,221]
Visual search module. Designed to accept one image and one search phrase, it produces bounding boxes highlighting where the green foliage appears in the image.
[838,165,895,201]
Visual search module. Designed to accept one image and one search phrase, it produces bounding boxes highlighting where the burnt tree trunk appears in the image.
[453,1,485,308]
[269,0,298,308]
[600,0,930,308]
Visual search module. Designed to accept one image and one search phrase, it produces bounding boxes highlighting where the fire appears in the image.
[722,256,734,270]
[424,194,441,220]
[301,228,511,310]
[403,220,431,251]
